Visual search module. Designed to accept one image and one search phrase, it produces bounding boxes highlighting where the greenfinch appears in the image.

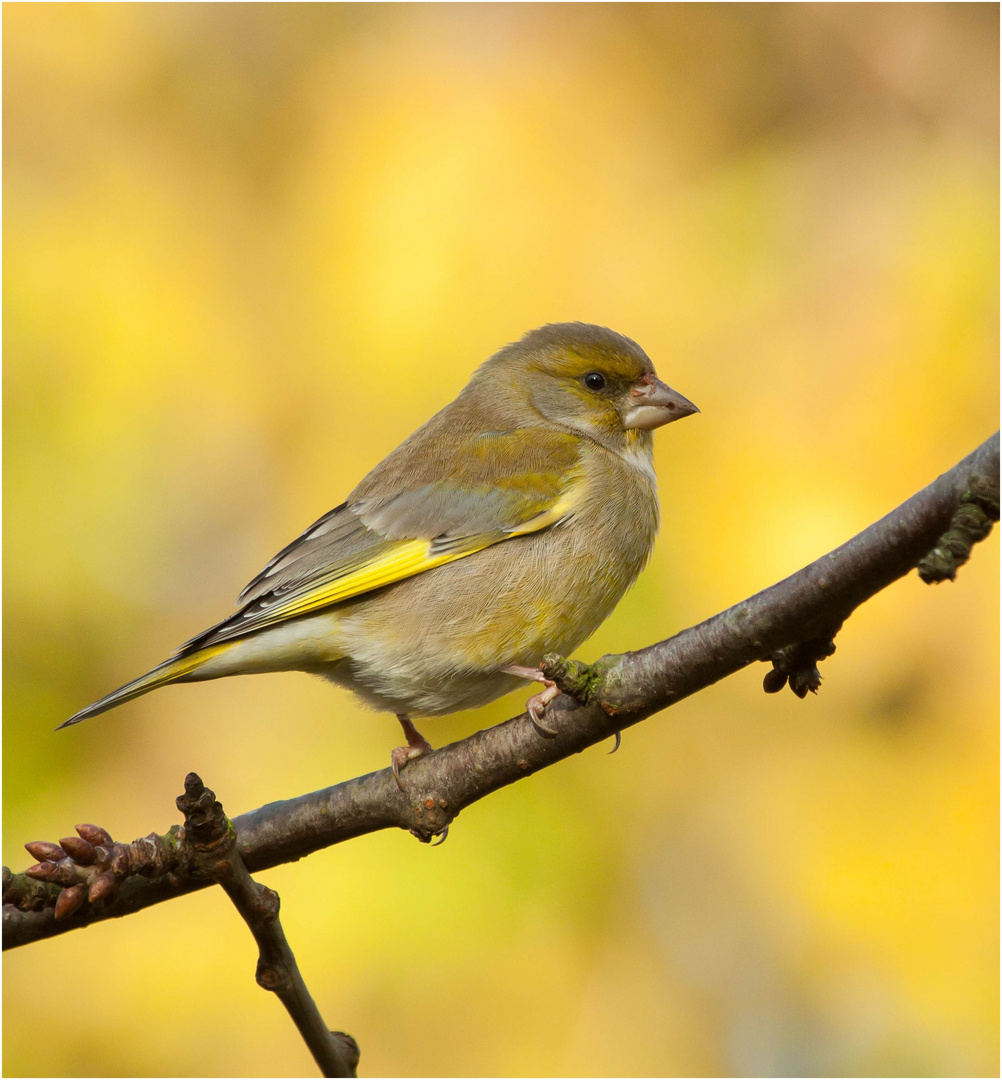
[62,323,698,780]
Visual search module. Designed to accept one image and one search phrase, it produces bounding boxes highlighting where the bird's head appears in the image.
[478,322,698,451]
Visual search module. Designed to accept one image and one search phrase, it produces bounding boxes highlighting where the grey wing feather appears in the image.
[351,483,529,540]
[237,480,528,608]
[238,502,354,603]
[174,505,390,655]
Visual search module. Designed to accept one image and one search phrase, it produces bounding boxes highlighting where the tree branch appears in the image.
[5,432,998,951]
[175,773,359,1079]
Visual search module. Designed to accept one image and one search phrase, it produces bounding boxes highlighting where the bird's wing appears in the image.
[176,428,584,654]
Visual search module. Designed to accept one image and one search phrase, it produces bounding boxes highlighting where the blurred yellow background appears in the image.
[3,4,998,1077]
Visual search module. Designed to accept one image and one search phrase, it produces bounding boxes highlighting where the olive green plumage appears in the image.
[62,322,698,740]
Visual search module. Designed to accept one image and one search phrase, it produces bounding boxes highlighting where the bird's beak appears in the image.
[622,374,699,430]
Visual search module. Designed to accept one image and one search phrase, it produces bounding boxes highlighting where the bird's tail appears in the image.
[58,645,226,729]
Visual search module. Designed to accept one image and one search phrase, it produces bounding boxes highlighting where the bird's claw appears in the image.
[608,731,622,754]
[501,665,562,737]
[391,715,434,791]
[391,742,432,791]
[526,681,560,737]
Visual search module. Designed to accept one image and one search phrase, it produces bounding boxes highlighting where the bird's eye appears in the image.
[584,372,606,391]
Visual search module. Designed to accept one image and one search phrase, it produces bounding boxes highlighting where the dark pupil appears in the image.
[584,372,606,391]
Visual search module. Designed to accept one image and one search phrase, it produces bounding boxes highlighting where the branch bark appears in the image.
[4,432,998,951]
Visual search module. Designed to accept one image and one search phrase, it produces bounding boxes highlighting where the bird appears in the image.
[61,323,698,784]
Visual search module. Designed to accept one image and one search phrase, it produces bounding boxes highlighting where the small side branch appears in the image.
[9,774,358,1078]
[4,432,998,951]
[175,774,359,1079]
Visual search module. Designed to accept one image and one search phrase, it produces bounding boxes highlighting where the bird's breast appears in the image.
[324,444,659,715]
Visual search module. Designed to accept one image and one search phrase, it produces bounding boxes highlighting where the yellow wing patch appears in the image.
[216,481,585,641]
[262,536,493,621]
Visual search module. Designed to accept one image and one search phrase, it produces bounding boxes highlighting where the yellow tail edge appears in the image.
[58,644,228,730]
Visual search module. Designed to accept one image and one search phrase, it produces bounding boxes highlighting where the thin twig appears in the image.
[177,774,359,1079]
[4,431,998,950]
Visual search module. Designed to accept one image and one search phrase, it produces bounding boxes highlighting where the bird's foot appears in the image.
[502,664,561,737]
[392,714,433,791]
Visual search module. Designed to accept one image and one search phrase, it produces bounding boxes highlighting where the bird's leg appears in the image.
[501,664,561,737]
[391,713,433,790]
